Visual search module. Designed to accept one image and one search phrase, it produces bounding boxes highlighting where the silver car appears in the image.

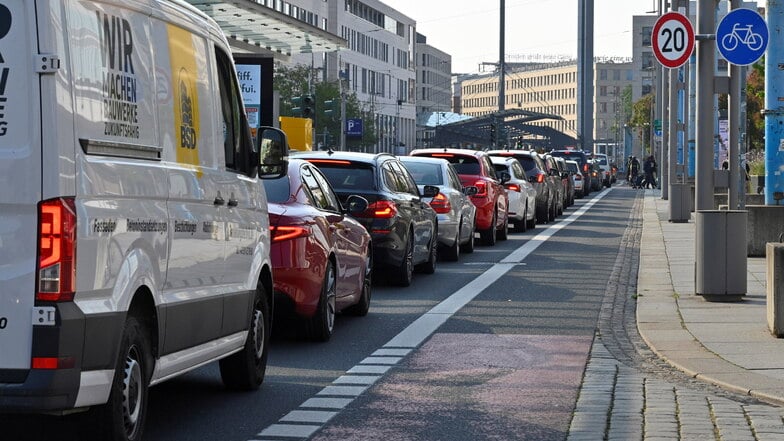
[400,156,478,261]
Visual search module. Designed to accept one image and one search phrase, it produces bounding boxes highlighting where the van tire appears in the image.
[220,285,270,390]
[93,314,152,441]
[308,261,337,342]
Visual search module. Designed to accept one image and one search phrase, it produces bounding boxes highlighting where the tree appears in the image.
[273,63,377,151]
[630,93,654,154]
[746,60,764,150]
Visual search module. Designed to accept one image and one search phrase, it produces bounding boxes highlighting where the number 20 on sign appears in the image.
[652,12,695,69]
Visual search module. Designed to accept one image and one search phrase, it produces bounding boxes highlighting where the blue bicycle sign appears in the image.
[716,8,768,66]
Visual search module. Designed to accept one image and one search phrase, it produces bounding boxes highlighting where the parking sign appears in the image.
[346,118,363,138]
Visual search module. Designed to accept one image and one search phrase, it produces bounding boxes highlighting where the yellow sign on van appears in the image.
[167,25,201,174]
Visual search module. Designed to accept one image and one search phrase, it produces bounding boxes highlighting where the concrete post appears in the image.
[765,0,784,205]
[767,243,784,337]
[696,0,716,211]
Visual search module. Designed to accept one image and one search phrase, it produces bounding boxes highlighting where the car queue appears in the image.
[273,147,594,344]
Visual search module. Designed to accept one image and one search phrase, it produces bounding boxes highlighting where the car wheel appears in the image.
[514,205,528,233]
[480,211,497,246]
[393,234,414,287]
[346,248,372,317]
[536,203,548,224]
[548,199,556,222]
[417,231,438,274]
[526,207,536,230]
[219,284,270,390]
[497,212,509,241]
[92,314,151,441]
[461,223,476,253]
[308,260,337,342]
[442,225,460,262]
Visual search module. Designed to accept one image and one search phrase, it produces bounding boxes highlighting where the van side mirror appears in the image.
[344,195,369,215]
[256,127,289,179]
[422,185,440,198]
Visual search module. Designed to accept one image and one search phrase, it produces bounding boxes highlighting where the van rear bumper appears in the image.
[0,367,81,412]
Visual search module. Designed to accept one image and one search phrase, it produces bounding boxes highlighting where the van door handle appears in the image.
[227,198,238,207]
[214,196,225,206]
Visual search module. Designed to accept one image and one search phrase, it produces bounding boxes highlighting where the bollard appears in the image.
[767,243,784,337]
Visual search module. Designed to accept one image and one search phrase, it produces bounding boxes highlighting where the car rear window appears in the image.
[264,175,291,203]
[493,164,509,174]
[596,156,608,165]
[565,162,579,173]
[311,163,375,192]
[417,154,481,175]
[550,151,587,168]
[401,161,443,185]
[516,156,537,172]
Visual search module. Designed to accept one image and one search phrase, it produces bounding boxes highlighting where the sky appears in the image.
[380,0,660,74]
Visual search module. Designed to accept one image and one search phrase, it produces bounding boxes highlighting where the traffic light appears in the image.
[489,121,497,145]
[323,99,338,118]
[302,94,314,119]
[291,95,303,117]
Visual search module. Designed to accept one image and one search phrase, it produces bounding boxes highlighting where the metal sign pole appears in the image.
[695,0,715,211]
[728,0,741,209]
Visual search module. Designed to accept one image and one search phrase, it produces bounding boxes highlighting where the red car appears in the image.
[410,148,509,246]
[265,159,373,342]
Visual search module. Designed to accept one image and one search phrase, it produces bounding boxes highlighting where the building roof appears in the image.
[184,0,346,56]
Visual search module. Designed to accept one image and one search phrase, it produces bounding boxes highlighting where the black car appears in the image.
[487,149,557,224]
[300,151,439,287]
[548,149,593,196]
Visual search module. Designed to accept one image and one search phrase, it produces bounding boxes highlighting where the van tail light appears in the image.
[270,225,310,242]
[36,198,76,302]
[504,183,521,192]
[32,357,75,370]
[429,193,452,214]
[356,200,397,219]
[474,180,488,197]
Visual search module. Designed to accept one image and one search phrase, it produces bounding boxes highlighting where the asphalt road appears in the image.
[2,186,637,441]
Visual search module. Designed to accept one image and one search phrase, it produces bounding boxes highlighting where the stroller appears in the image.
[628,171,643,189]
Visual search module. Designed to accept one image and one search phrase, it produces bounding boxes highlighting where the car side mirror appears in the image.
[256,127,289,179]
[497,171,511,184]
[561,172,569,179]
[527,176,537,184]
[344,195,369,215]
[422,185,440,198]
[463,186,479,196]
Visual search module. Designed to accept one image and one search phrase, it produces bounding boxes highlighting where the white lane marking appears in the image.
[347,365,391,374]
[360,356,402,364]
[280,410,338,424]
[300,397,353,409]
[250,189,610,440]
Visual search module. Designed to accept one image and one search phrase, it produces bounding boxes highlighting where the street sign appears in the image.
[346,118,363,137]
[652,12,695,69]
[654,119,662,137]
[716,8,768,66]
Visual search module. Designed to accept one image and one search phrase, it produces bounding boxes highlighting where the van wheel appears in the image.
[393,235,414,287]
[308,261,337,342]
[220,285,269,390]
[346,249,372,316]
[93,314,151,441]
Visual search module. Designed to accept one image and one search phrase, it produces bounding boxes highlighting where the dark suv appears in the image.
[410,148,509,246]
[487,149,557,224]
[548,150,593,197]
[300,151,439,287]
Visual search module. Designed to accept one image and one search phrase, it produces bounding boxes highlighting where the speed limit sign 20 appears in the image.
[652,12,695,68]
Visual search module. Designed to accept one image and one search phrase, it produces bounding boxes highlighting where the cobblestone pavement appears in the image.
[567,192,784,441]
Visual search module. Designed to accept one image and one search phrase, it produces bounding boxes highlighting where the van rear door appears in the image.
[0,0,42,374]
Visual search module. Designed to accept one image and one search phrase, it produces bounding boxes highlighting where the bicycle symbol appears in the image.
[720,23,763,52]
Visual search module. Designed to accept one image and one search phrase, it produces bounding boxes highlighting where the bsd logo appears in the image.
[0,5,10,40]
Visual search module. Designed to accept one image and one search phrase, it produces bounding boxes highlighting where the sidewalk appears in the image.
[636,190,784,405]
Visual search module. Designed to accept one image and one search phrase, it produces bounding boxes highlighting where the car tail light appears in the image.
[36,198,77,302]
[270,225,310,242]
[431,153,454,158]
[474,180,488,197]
[583,164,589,172]
[307,159,352,166]
[535,173,545,184]
[504,183,521,192]
[355,200,397,219]
[429,192,452,214]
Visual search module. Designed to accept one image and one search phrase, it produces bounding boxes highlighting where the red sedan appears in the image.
[265,159,373,342]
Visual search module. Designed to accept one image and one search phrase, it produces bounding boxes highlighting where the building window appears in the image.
[642,26,653,46]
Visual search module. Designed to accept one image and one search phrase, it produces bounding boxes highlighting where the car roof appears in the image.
[410,147,487,158]
[489,155,516,165]
[486,149,539,157]
[399,156,450,166]
[293,150,396,165]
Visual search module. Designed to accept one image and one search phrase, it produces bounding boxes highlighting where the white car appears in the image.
[490,156,537,232]
[400,156,478,261]
[594,153,613,187]
[565,159,585,198]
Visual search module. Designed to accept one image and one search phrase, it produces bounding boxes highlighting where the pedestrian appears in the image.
[643,155,657,189]
[627,155,640,185]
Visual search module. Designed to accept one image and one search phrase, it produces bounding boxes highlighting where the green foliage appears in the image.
[273,63,377,151]
[747,148,765,175]
[630,93,654,153]
[746,60,765,150]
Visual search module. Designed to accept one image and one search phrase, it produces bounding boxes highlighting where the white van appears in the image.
[0,1,288,440]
